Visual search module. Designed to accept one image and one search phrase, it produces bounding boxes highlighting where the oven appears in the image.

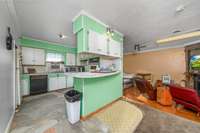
[30,75,48,95]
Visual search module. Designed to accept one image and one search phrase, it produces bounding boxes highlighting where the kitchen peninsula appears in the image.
[73,12,124,118]
[74,71,122,117]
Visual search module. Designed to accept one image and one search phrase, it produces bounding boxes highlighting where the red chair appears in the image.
[169,84,200,114]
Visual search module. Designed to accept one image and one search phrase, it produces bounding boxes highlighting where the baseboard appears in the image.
[4,111,15,133]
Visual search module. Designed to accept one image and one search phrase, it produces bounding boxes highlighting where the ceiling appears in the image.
[14,0,200,52]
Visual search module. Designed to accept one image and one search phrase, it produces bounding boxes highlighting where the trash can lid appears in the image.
[64,90,82,102]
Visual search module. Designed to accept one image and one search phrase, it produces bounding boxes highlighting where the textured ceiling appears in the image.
[14,0,200,51]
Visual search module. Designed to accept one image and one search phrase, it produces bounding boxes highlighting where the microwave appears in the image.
[89,65,99,72]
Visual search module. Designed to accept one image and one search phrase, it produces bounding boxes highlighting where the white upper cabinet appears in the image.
[22,47,45,65]
[66,53,76,65]
[22,47,34,65]
[88,30,108,55]
[33,48,45,65]
[108,39,121,58]
[87,30,121,58]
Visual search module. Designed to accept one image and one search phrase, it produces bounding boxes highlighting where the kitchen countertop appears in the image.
[64,71,121,78]
[22,71,121,78]
[23,73,48,76]
[22,72,64,76]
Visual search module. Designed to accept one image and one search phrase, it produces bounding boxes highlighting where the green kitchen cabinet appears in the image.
[48,73,66,91]
[73,15,123,57]
[74,73,123,116]
[77,29,122,58]
[21,75,30,96]
[73,15,123,43]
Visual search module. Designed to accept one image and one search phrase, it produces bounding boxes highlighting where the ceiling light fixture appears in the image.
[58,33,67,39]
[156,31,200,44]
[176,5,185,13]
[106,27,114,37]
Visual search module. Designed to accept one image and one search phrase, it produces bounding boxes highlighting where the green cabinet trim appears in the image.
[73,15,123,43]
[21,74,30,80]
[19,37,77,65]
[48,73,58,78]
[48,73,65,78]
[19,37,77,54]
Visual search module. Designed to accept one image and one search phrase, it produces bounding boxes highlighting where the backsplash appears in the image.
[23,66,47,74]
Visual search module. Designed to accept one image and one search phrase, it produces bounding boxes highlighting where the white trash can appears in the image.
[64,90,82,124]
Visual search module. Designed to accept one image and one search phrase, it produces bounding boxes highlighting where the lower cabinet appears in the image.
[48,76,58,91]
[21,75,30,96]
[66,75,74,88]
[58,76,66,89]
[48,73,66,91]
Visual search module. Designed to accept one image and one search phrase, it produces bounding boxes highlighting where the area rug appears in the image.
[92,100,143,133]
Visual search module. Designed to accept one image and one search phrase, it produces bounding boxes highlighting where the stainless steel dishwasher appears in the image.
[30,75,48,95]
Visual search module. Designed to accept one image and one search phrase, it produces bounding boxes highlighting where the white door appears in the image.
[109,39,121,57]
[34,48,45,65]
[67,76,74,88]
[66,53,76,65]
[22,47,34,65]
[49,77,58,91]
[58,76,66,89]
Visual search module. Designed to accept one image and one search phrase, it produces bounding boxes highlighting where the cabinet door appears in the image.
[34,48,45,65]
[21,79,30,96]
[88,30,108,55]
[66,53,76,65]
[58,76,66,89]
[22,47,35,65]
[88,30,98,53]
[66,76,74,88]
[109,39,121,57]
[96,33,108,55]
[49,77,58,91]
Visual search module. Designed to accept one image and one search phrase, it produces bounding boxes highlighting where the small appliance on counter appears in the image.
[89,65,100,72]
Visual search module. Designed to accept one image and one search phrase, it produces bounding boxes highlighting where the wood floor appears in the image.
[123,87,200,123]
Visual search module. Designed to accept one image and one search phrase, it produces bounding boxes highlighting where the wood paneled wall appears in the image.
[123,48,186,84]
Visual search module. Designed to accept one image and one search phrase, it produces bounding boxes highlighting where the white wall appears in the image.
[0,0,20,132]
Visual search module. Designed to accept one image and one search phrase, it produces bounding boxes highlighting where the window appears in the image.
[46,53,64,62]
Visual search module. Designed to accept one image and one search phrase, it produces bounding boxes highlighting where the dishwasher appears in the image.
[30,75,48,95]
